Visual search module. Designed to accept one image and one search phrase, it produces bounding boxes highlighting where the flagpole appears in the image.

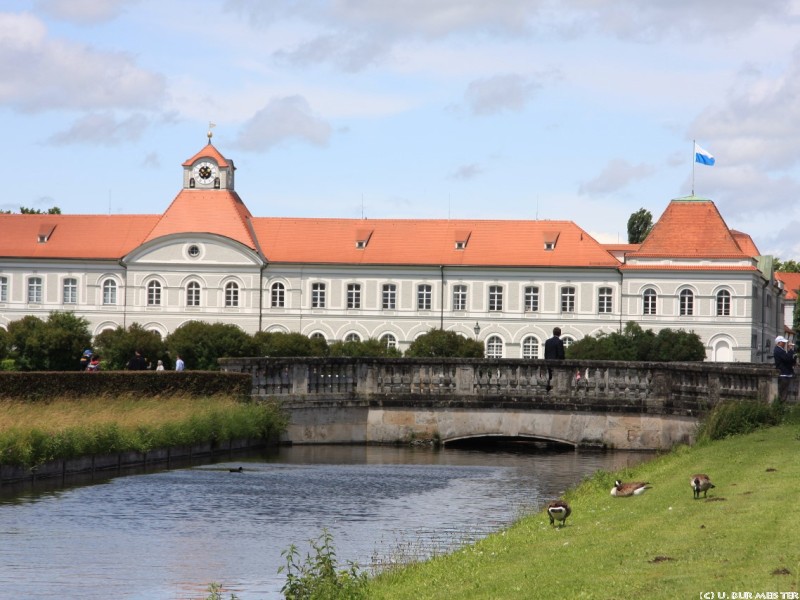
[691,139,696,196]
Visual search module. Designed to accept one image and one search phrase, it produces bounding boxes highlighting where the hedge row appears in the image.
[0,371,252,401]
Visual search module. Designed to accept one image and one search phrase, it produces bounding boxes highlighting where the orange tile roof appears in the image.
[776,272,800,301]
[632,198,748,258]
[143,189,259,251]
[181,142,232,168]
[0,214,159,259]
[251,218,620,267]
[620,264,759,272]
[730,230,761,257]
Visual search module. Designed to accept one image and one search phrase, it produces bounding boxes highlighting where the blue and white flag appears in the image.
[695,143,715,166]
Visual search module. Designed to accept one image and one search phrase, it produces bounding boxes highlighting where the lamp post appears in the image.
[473,322,481,340]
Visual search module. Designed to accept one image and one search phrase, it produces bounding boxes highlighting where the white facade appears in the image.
[0,143,787,363]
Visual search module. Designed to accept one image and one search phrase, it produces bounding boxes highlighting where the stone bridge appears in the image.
[219,357,778,451]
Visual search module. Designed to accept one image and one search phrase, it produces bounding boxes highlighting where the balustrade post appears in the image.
[291,363,309,396]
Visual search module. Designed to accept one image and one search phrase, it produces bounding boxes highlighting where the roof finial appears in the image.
[207,122,216,143]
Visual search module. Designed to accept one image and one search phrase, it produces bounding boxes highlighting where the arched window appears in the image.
[225,282,239,307]
[522,335,540,359]
[271,282,285,308]
[679,289,694,316]
[562,335,575,349]
[716,290,731,316]
[380,333,397,349]
[147,281,162,306]
[102,279,117,305]
[643,288,657,315]
[486,335,503,358]
[310,332,326,340]
[344,332,361,343]
[186,281,201,307]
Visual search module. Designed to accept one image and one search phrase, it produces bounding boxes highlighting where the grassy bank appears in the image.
[367,423,800,599]
[0,394,287,468]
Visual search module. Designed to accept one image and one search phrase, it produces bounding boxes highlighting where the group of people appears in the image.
[126,350,185,371]
[79,349,185,372]
[79,349,101,372]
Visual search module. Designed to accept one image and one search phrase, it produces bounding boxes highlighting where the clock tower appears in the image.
[181,129,235,191]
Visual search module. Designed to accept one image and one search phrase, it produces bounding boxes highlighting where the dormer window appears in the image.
[454,230,471,250]
[543,231,560,251]
[38,224,56,243]
[355,228,373,249]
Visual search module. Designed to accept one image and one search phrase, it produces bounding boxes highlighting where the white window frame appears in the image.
[186,281,201,307]
[102,279,117,305]
[524,286,539,312]
[147,280,162,306]
[225,282,239,308]
[679,289,694,316]
[418,284,432,310]
[271,282,285,308]
[486,335,503,358]
[488,285,503,312]
[311,282,326,308]
[382,284,396,310]
[0,276,7,303]
[63,278,77,304]
[347,283,361,309]
[561,286,575,313]
[598,286,612,314]
[453,284,467,311]
[643,288,657,315]
[28,277,43,303]
[522,335,540,359]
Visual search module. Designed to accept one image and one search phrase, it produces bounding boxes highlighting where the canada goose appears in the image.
[691,474,715,499]
[229,467,244,473]
[546,500,571,527]
[610,480,651,497]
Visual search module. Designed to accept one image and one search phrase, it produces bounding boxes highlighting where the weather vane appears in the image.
[207,122,216,142]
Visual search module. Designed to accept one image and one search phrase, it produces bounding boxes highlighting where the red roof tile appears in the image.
[776,272,800,301]
[632,198,748,258]
[0,214,159,259]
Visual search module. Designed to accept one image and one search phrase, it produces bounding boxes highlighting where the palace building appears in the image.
[0,140,787,362]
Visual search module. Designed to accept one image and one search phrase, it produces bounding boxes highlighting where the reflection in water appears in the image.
[0,445,653,599]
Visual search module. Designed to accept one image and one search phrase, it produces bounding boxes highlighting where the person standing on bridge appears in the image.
[544,327,565,391]
[773,336,796,402]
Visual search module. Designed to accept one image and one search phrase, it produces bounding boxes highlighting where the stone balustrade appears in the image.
[219,357,777,417]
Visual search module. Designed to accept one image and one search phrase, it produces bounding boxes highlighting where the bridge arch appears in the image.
[443,432,577,448]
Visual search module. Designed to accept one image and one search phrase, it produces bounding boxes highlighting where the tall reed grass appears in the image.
[0,394,287,468]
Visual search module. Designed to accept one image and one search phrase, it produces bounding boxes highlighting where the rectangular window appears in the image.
[147,282,161,306]
[488,285,503,311]
[452,284,467,311]
[643,290,657,315]
[598,287,612,314]
[417,284,432,310]
[0,276,7,302]
[63,278,77,304]
[28,277,42,303]
[561,286,575,313]
[382,284,396,310]
[347,283,361,309]
[524,286,539,312]
[311,283,326,308]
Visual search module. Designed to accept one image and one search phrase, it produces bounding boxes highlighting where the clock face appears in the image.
[192,161,218,184]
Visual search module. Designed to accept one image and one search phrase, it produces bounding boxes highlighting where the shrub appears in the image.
[405,329,483,358]
[280,529,369,600]
[697,400,781,441]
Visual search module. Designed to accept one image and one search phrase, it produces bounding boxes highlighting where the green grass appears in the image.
[367,424,800,599]
[0,394,288,468]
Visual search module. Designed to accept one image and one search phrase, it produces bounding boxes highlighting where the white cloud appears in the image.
[464,74,542,115]
[47,112,150,145]
[0,12,165,112]
[34,0,135,24]
[449,163,484,180]
[273,33,392,72]
[233,95,332,152]
[579,159,656,195]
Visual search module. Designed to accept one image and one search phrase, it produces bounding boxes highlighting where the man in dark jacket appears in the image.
[127,350,148,371]
[544,327,565,391]
[773,336,796,402]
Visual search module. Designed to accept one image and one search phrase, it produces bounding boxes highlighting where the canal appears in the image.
[0,444,654,599]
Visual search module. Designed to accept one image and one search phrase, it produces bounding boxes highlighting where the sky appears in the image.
[3,0,800,258]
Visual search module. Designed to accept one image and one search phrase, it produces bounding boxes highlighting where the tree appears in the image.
[166,321,256,370]
[405,329,484,358]
[775,258,800,273]
[627,208,653,244]
[567,321,705,361]
[94,323,167,370]
[0,326,10,360]
[328,338,402,358]
[19,206,62,214]
[6,312,91,370]
[253,331,328,357]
